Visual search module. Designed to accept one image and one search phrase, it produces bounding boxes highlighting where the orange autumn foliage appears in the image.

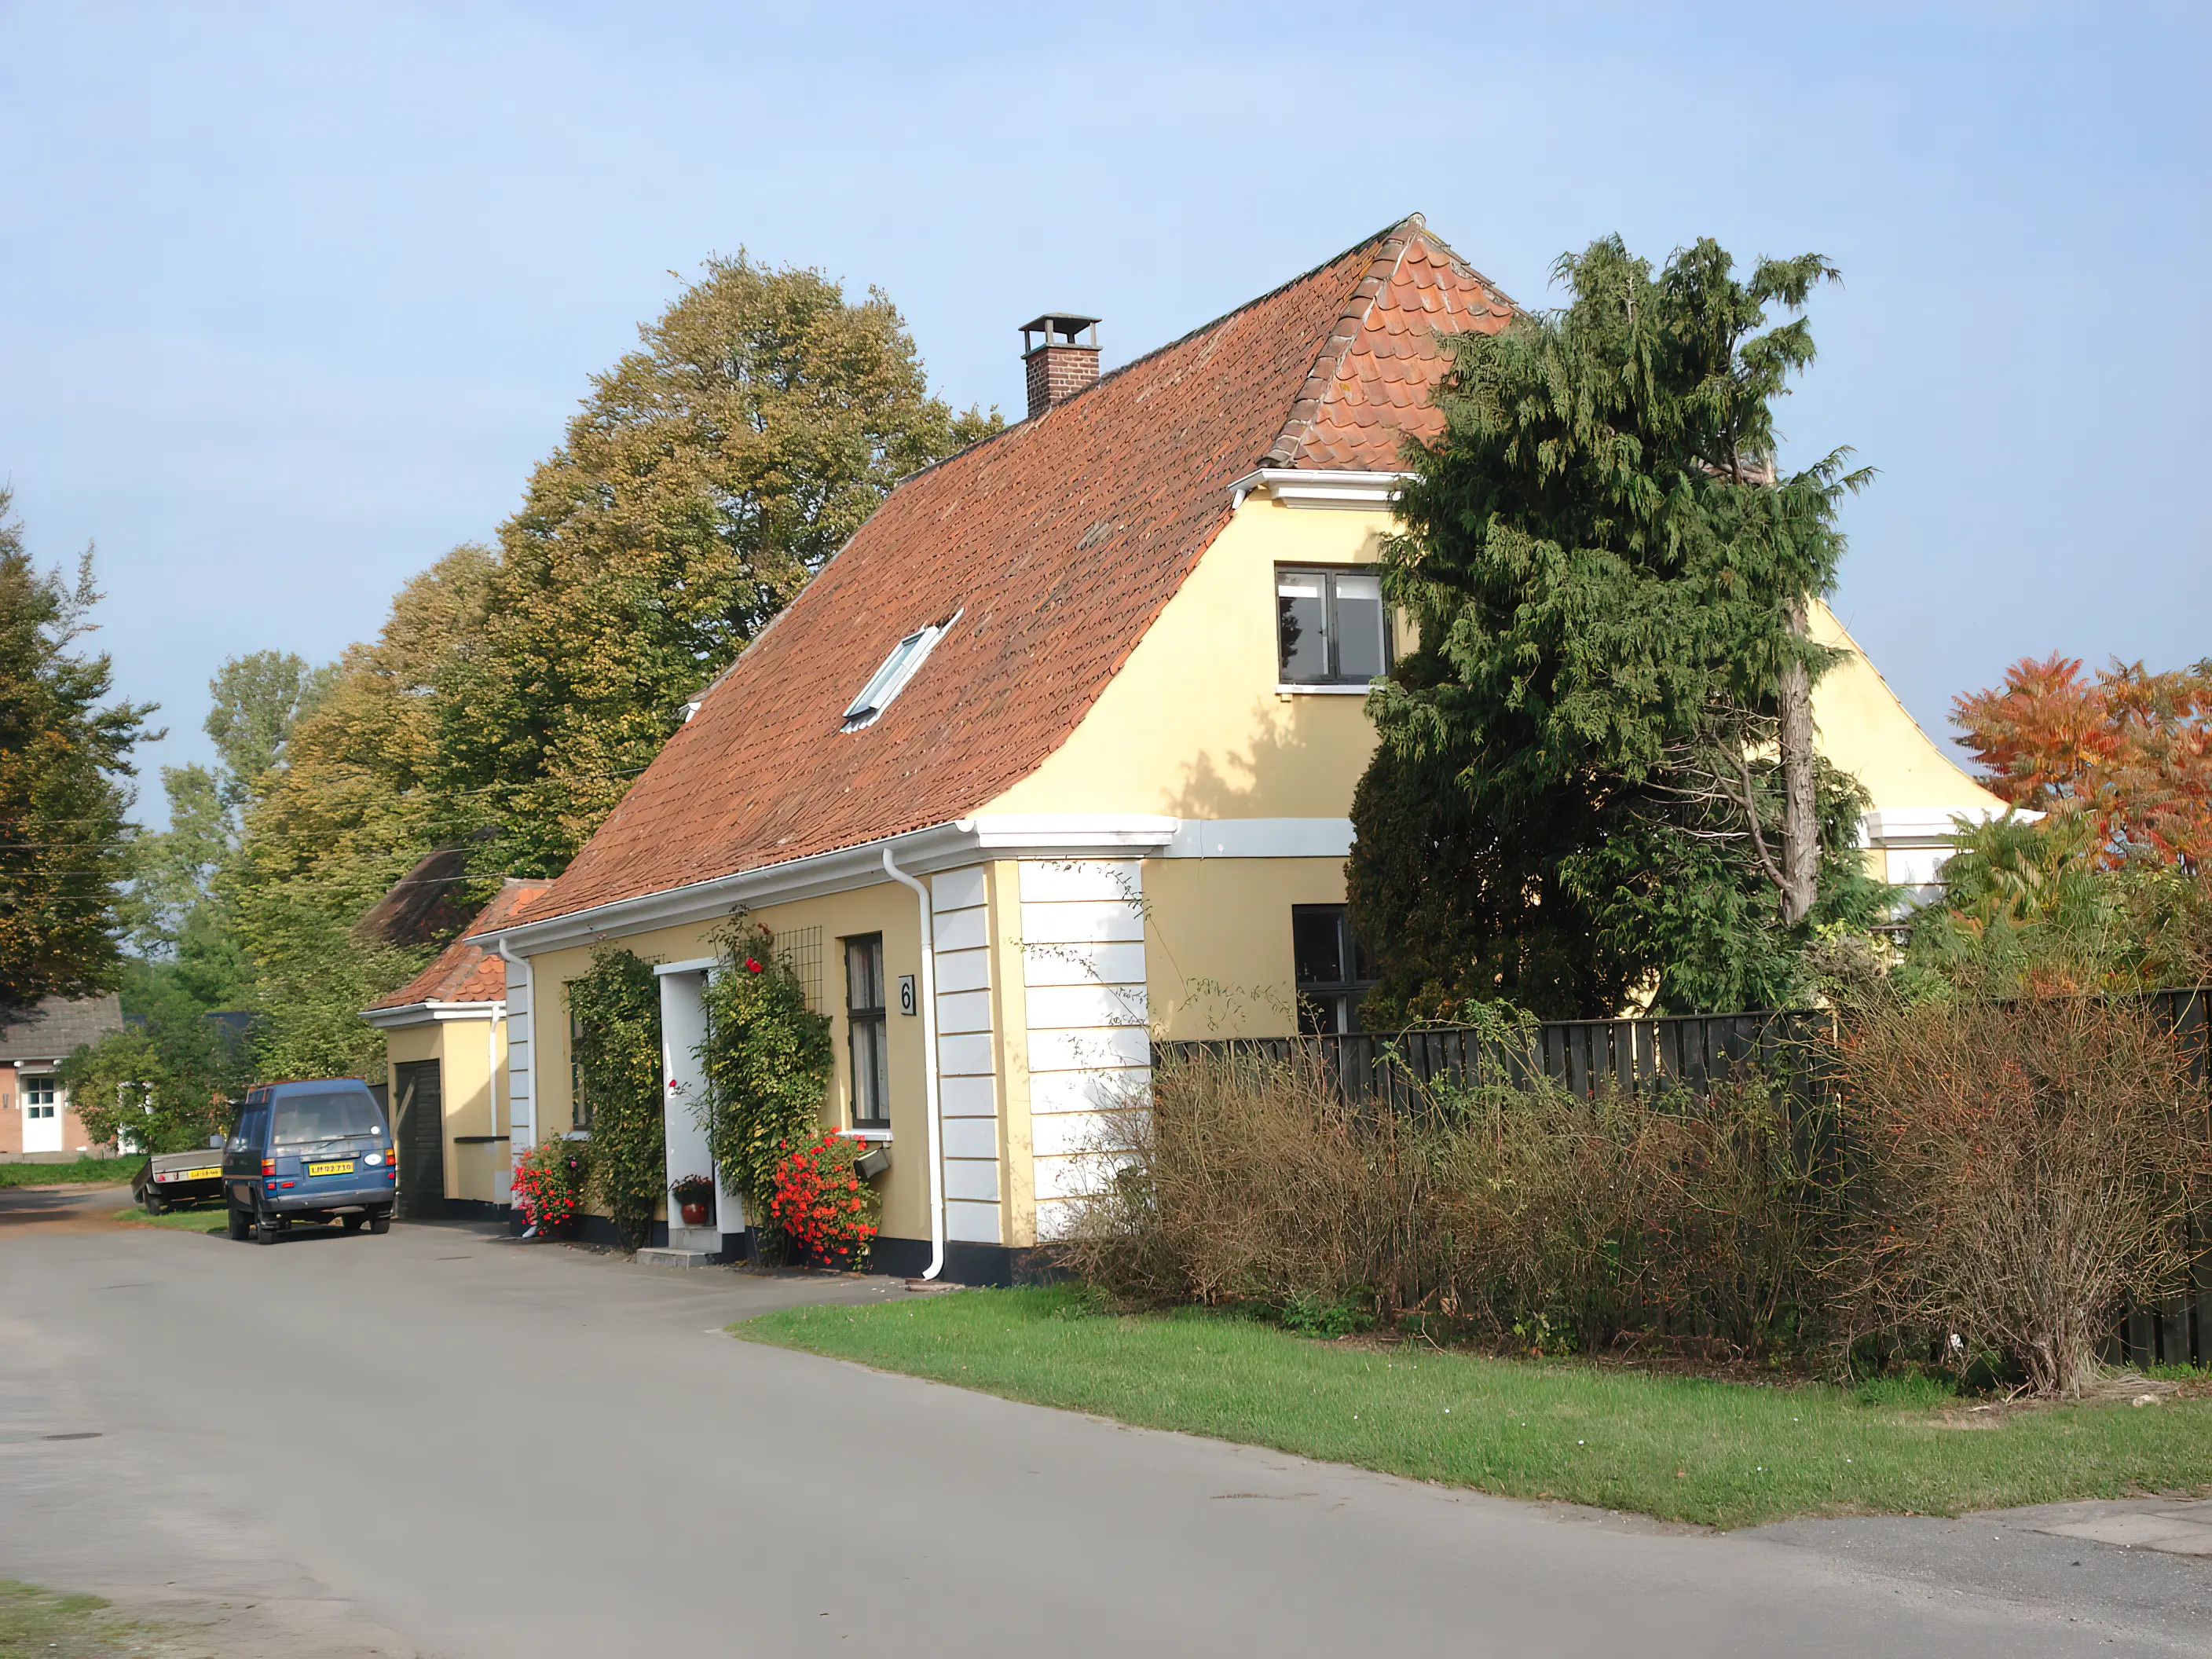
[1954,654,2212,872]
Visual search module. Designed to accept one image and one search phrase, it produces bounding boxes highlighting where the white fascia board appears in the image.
[357,1000,503,1029]
[1228,468,1411,510]
[471,814,1369,959]
[1164,817,1356,859]
[1861,804,2039,847]
[471,819,1178,958]
[954,815,1180,854]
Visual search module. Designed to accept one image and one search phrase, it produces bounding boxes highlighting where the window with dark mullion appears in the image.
[1276,566,1392,685]
[844,935,890,1126]
[1291,905,1379,1035]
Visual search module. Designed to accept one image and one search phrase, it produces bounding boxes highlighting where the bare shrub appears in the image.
[1060,1046,1828,1356]
[1433,1074,1826,1354]
[1056,1048,1454,1318]
[1829,992,2211,1397]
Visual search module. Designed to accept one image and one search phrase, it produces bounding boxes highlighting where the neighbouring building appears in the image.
[361,880,551,1219]
[0,994,126,1159]
[470,214,2008,1281]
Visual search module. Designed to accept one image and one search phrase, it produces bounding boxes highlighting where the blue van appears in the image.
[222,1079,397,1243]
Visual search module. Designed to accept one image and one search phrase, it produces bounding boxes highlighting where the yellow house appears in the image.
[471,215,2005,1281]
[362,879,549,1220]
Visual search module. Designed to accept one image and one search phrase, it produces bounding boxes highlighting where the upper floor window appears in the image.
[1291,906,1377,1035]
[1276,567,1390,686]
[844,935,890,1127]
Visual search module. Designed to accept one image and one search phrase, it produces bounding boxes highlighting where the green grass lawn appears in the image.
[112,1203,229,1235]
[0,1580,157,1657]
[0,1156,139,1188]
[741,1287,2212,1529]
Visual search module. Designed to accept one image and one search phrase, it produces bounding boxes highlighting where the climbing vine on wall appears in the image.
[568,945,665,1251]
[698,918,834,1258]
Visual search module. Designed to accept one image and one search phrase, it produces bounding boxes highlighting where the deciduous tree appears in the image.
[435,254,1002,873]
[1953,654,2212,872]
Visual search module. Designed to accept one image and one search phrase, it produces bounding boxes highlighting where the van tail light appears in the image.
[261,1159,275,1175]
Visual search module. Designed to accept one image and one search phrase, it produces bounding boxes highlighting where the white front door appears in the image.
[22,1075,62,1153]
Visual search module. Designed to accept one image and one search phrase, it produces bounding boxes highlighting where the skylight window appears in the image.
[840,612,959,732]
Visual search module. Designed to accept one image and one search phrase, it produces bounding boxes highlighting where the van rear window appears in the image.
[272,1091,385,1144]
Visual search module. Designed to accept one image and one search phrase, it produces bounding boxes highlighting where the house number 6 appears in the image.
[898,975,917,1016]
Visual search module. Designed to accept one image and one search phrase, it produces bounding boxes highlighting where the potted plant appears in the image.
[669,1173,716,1227]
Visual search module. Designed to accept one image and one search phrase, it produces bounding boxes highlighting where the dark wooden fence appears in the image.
[1155,988,2211,1368]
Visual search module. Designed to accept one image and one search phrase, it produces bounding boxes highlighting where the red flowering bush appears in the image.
[512,1137,592,1233]
[768,1130,880,1271]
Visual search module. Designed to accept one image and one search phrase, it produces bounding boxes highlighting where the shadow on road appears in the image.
[0,1182,133,1230]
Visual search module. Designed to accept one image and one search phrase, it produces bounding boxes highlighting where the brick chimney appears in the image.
[1020,313,1100,419]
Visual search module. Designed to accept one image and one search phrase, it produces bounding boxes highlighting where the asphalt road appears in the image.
[3,1183,2207,1657]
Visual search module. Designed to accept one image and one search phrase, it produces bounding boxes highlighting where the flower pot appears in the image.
[679,1200,711,1227]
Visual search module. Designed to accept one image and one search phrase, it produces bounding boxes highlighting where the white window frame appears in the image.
[841,611,961,732]
[1275,566,1391,687]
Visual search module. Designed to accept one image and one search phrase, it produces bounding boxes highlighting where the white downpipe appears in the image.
[881,844,945,1280]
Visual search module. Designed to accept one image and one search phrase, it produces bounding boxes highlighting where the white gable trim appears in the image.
[1228,467,1409,510]
[357,999,504,1029]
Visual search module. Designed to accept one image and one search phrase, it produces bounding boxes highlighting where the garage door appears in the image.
[392,1060,445,1221]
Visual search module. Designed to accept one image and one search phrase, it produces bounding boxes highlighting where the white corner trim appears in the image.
[1229,467,1411,510]
[357,999,504,1030]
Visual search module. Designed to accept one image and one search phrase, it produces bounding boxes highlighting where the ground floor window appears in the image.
[23,1075,56,1118]
[844,934,889,1126]
[1291,906,1377,1035]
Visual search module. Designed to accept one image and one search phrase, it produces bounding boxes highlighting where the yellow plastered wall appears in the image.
[1141,855,1350,1039]
[987,494,1390,819]
[382,1014,507,1206]
[516,881,940,1243]
[1808,604,2003,813]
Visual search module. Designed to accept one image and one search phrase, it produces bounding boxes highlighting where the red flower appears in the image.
[745,958,762,973]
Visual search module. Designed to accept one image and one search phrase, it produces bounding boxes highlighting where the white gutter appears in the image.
[878,843,944,1280]
[467,815,1177,959]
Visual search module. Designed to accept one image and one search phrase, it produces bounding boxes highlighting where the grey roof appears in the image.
[0,994,125,1064]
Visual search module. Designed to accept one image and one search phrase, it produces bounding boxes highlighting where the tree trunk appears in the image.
[1778,599,1818,926]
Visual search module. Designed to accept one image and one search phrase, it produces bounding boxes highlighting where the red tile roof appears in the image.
[504,217,1511,928]
[368,880,552,1009]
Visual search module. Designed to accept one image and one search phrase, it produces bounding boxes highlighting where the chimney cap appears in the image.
[1020,313,1100,353]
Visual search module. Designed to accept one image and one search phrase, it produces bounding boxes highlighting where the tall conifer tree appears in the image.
[1350,237,1887,1020]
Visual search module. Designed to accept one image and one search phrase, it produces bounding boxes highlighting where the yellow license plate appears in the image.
[181,1167,219,1181]
[307,1160,355,1177]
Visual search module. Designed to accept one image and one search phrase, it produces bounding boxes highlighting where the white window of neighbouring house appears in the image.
[23,1075,57,1118]
[844,935,890,1126]
[1276,567,1390,686]
[840,613,960,731]
[1291,906,1379,1035]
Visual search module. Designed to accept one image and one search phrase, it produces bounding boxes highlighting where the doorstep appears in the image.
[635,1247,716,1269]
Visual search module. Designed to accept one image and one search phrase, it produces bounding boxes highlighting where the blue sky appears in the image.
[2,2,2205,817]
